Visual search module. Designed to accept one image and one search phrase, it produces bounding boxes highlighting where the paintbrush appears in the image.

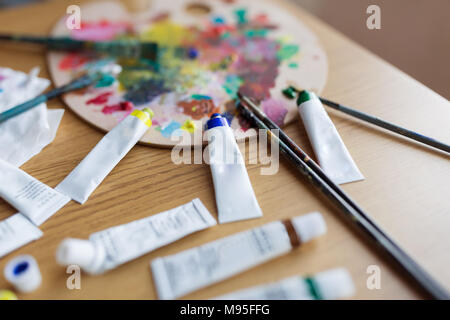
[0,72,106,123]
[283,86,450,154]
[237,100,450,300]
[0,34,158,60]
[238,92,390,237]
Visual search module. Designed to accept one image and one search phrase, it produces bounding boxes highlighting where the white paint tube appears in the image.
[205,113,263,224]
[215,268,355,300]
[151,212,327,300]
[0,214,43,258]
[55,198,216,274]
[0,158,70,226]
[297,91,364,185]
[56,108,154,204]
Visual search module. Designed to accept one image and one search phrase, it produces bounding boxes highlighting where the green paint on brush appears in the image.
[277,44,299,61]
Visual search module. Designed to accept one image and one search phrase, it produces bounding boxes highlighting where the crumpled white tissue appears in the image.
[0,67,64,167]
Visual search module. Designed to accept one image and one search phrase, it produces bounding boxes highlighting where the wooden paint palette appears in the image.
[48,0,327,147]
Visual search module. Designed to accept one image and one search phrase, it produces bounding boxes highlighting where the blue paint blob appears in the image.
[212,16,225,24]
[161,121,182,138]
[187,47,199,59]
[13,261,29,276]
[124,78,169,106]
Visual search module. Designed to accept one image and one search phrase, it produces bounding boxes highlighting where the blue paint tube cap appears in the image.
[206,113,229,130]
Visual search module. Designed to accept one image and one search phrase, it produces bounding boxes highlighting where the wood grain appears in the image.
[0,0,449,300]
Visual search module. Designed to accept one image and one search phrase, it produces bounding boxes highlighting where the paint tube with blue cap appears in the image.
[204,113,263,224]
[56,108,154,204]
[296,91,364,184]
[0,158,70,226]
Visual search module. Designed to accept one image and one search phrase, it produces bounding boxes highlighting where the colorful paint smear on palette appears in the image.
[58,9,301,136]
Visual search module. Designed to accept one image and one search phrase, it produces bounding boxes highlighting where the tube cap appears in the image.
[291,212,327,243]
[0,290,18,300]
[56,238,106,274]
[314,268,355,299]
[296,90,318,105]
[4,255,42,293]
[205,113,229,130]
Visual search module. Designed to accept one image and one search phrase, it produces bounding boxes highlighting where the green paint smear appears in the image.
[288,62,298,69]
[234,8,248,25]
[94,73,115,88]
[244,29,268,38]
[221,32,231,40]
[117,68,157,90]
[191,94,212,100]
[222,75,243,99]
[277,44,299,61]
[282,86,298,99]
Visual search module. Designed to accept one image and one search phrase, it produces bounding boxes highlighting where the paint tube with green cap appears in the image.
[296,91,364,184]
[215,268,355,300]
[56,108,154,204]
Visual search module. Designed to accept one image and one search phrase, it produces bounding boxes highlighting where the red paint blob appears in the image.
[86,92,113,105]
[102,101,134,114]
[58,53,91,71]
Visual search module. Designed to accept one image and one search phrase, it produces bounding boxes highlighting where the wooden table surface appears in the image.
[0,0,449,300]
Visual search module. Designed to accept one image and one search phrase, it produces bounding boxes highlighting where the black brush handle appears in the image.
[238,95,392,240]
[238,102,450,300]
[320,97,450,154]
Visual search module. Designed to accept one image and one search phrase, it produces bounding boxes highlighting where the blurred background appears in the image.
[1,0,449,99]
[295,0,450,99]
